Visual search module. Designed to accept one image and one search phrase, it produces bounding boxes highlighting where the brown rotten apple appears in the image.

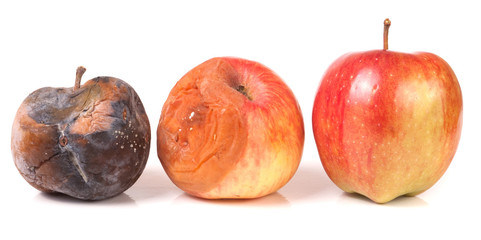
[157,57,304,199]
[11,67,150,200]
[312,19,463,203]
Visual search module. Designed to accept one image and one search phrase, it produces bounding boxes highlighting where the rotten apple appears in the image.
[312,19,463,203]
[11,67,151,200]
[157,57,304,199]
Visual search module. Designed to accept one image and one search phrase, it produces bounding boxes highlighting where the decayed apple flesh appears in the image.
[159,71,248,194]
[12,77,151,200]
[158,57,304,199]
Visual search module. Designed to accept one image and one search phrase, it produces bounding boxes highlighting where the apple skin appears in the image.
[12,73,151,200]
[312,50,462,203]
[157,57,304,199]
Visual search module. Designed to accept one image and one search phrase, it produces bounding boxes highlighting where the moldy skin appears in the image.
[12,70,150,200]
[312,50,462,203]
[157,57,304,199]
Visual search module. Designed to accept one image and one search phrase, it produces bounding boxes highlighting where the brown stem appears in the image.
[383,18,391,50]
[74,66,86,90]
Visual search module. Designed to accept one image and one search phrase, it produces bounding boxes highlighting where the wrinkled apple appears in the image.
[12,66,151,200]
[157,57,304,199]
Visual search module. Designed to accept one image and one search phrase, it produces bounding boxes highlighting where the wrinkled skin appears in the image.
[158,57,304,199]
[12,76,150,200]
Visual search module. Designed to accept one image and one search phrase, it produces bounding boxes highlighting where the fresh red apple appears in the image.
[12,67,151,200]
[157,57,304,199]
[312,19,463,203]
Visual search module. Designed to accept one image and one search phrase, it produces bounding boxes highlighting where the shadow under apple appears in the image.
[35,191,137,206]
[278,160,332,203]
[124,165,181,202]
[338,192,428,207]
[173,191,290,207]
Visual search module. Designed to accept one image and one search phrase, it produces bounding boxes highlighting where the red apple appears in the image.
[312,19,463,203]
[157,57,304,199]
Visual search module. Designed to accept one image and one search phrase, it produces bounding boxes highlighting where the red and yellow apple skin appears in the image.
[157,57,304,199]
[312,50,462,203]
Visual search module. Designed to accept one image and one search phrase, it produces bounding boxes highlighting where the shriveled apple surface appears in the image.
[158,57,304,199]
[158,59,249,194]
[12,77,151,200]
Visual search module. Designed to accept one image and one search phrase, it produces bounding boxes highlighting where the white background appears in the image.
[1,0,480,239]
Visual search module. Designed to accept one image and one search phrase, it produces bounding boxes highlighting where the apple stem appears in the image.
[74,66,86,91]
[383,18,391,51]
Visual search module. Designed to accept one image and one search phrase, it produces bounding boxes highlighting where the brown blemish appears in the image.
[236,85,252,100]
[12,73,151,200]
[59,136,68,147]
[157,58,248,194]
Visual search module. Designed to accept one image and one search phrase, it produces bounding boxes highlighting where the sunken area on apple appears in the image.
[157,57,304,199]
[12,74,151,200]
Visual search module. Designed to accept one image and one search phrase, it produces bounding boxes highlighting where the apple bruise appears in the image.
[159,58,304,199]
[158,59,248,196]
[313,51,462,203]
[11,77,150,200]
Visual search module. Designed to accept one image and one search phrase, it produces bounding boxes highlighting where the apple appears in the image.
[11,66,151,200]
[157,57,304,199]
[312,19,463,203]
